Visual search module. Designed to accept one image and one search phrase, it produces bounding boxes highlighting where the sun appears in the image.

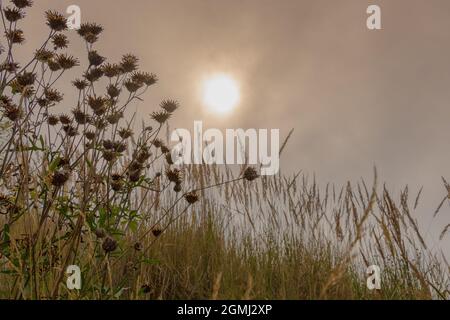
[202,74,240,114]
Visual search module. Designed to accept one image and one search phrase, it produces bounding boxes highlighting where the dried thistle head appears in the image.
[45,10,67,32]
[160,145,170,154]
[173,183,182,193]
[51,169,70,187]
[0,62,20,73]
[102,139,115,150]
[243,167,259,182]
[102,150,117,162]
[151,111,171,124]
[9,79,35,97]
[152,139,164,149]
[184,192,199,204]
[106,111,123,124]
[131,71,157,87]
[95,228,106,239]
[118,128,133,139]
[35,49,54,63]
[160,99,179,113]
[47,114,59,126]
[113,141,127,153]
[3,104,23,121]
[133,242,143,251]
[135,147,151,163]
[4,7,25,22]
[124,79,142,93]
[152,227,163,238]
[87,95,106,112]
[56,54,79,70]
[5,29,25,44]
[128,170,141,183]
[120,54,139,73]
[11,0,33,9]
[107,84,121,98]
[47,59,61,72]
[72,108,90,125]
[129,161,143,172]
[84,67,103,82]
[110,179,123,192]
[84,130,96,141]
[16,72,35,87]
[102,237,117,253]
[88,50,106,67]
[73,79,88,91]
[78,22,103,43]
[52,33,68,50]
[92,118,108,129]
[59,114,72,125]
[44,88,63,103]
[63,124,78,137]
[102,63,122,78]
[166,168,183,184]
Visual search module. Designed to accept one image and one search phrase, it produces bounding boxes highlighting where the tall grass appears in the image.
[0,1,448,300]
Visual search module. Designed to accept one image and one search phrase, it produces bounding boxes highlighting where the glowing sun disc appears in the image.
[202,74,240,114]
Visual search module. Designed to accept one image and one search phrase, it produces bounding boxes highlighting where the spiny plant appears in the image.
[0,1,258,299]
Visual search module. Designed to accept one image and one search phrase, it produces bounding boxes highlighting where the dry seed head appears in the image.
[184,192,199,204]
[102,237,117,253]
[128,170,141,183]
[35,49,53,62]
[47,59,61,72]
[47,114,59,126]
[63,125,78,137]
[84,67,104,82]
[114,141,127,153]
[102,139,115,150]
[0,62,20,73]
[52,33,68,49]
[166,168,183,184]
[56,54,79,70]
[151,111,171,124]
[124,79,142,93]
[44,88,63,103]
[173,183,182,193]
[107,84,121,98]
[5,29,24,44]
[102,63,122,78]
[120,54,139,73]
[106,111,123,124]
[4,7,24,22]
[88,50,106,67]
[3,104,23,121]
[51,169,70,187]
[73,79,88,90]
[45,10,67,32]
[243,167,259,182]
[118,128,133,139]
[16,72,35,87]
[72,108,90,124]
[152,227,162,238]
[77,22,103,43]
[59,114,71,125]
[84,130,96,140]
[11,0,33,9]
[95,228,106,239]
[160,99,179,113]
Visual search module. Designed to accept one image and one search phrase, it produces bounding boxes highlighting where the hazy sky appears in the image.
[18,0,450,253]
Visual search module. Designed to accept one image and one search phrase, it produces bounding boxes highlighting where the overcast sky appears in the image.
[18,0,450,254]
